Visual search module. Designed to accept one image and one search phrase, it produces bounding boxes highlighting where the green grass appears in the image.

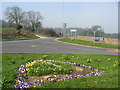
[58,38,119,49]
[0,28,16,32]
[1,28,39,41]
[2,35,38,41]
[27,60,72,76]
[2,54,119,88]
[0,54,2,89]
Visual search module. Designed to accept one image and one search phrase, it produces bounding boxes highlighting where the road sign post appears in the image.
[97,28,104,41]
[94,30,96,43]
[70,29,77,40]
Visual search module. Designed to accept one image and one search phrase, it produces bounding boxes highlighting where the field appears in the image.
[58,38,119,49]
[1,28,39,41]
[2,54,119,88]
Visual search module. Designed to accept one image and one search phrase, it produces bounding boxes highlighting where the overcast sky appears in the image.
[1,1,119,33]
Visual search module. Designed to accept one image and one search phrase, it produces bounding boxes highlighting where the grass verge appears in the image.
[2,54,119,88]
[0,28,16,32]
[2,35,38,41]
[58,38,119,49]
[0,54,2,89]
[1,28,39,41]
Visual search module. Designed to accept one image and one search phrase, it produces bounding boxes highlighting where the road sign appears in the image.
[70,29,77,39]
[97,28,104,30]
[70,29,77,32]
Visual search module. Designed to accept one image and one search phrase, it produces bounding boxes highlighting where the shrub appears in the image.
[17,30,33,36]
[37,28,60,37]
[16,24,22,30]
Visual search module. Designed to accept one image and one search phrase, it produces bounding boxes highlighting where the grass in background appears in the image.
[0,54,2,88]
[2,54,119,88]
[2,35,38,41]
[58,38,119,49]
[1,28,39,41]
[0,28,16,32]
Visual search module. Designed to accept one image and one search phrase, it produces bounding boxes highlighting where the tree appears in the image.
[5,6,24,30]
[37,28,59,37]
[91,25,101,31]
[20,12,31,29]
[35,21,42,29]
[27,11,43,32]
[0,20,8,28]
[91,25,102,37]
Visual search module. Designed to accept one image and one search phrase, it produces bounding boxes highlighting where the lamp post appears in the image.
[63,23,67,37]
[94,26,96,43]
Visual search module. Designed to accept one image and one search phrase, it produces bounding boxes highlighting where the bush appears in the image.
[17,30,33,36]
[37,28,60,37]
[16,24,22,30]
[2,31,19,38]
[2,29,38,40]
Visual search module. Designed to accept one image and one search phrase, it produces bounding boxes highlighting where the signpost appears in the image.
[97,28,104,41]
[70,29,77,39]
[97,28,104,30]
[93,30,96,43]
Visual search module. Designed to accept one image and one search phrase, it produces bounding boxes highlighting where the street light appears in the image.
[63,23,67,37]
[93,26,96,43]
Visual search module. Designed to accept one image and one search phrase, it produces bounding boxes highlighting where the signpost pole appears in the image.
[100,31,101,39]
[70,29,77,40]
[97,28,104,41]
[70,31,72,40]
[94,30,95,43]
[75,31,77,40]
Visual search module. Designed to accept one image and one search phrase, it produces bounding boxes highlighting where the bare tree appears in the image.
[21,12,30,29]
[27,11,43,32]
[5,6,24,29]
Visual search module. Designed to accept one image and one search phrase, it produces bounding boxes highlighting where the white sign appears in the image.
[70,29,77,32]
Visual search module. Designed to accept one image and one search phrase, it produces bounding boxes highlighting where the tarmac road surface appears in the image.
[1,38,118,55]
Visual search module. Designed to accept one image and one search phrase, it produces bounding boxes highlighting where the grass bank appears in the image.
[58,38,119,49]
[2,35,38,41]
[1,28,39,41]
[0,28,16,32]
[2,54,119,88]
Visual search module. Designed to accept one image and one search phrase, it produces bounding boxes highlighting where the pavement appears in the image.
[1,37,118,55]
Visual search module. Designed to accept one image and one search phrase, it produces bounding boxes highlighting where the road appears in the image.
[1,38,118,55]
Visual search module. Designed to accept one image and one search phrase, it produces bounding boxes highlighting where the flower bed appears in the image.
[14,60,106,88]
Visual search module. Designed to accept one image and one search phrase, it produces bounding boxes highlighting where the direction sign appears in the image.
[97,28,104,30]
[70,29,77,32]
